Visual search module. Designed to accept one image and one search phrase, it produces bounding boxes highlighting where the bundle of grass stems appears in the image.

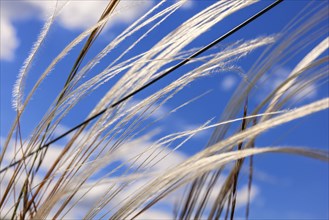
[0,0,328,219]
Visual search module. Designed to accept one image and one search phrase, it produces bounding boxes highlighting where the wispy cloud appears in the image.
[257,67,318,103]
[0,127,260,218]
[221,75,238,91]
[0,0,153,61]
[0,18,19,61]
[0,131,187,218]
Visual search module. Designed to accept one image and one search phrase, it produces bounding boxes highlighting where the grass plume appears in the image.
[1,0,328,219]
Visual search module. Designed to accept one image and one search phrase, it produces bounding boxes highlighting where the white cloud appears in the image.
[26,1,153,30]
[135,209,173,219]
[291,81,317,101]
[111,136,187,171]
[111,1,154,24]
[236,184,259,208]
[179,0,194,10]
[0,131,261,219]
[257,67,318,103]
[54,2,109,30]
[0,0,153,61]
[124,98,208,140]
[52,121,187,173]
[221,75,237,91]
[125,99,170,121]
[0,18,19,61]
[0,132,187,218]
[0,136,70,174]
[60,170,259,219]
[1,1,38,20]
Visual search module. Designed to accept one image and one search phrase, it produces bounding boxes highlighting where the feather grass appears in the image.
[1,0,328,219]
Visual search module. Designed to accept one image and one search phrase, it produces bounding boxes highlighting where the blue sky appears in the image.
[0,0,328,219]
